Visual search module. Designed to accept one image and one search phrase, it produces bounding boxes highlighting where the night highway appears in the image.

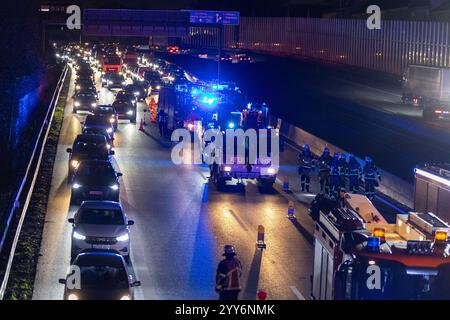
[2,0,450,313]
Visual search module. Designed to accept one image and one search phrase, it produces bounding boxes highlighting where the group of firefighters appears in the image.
[298,144,381,200]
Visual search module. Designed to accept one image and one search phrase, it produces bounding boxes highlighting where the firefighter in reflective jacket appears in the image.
[346,154,361,193]
[328,153,341,198]
[318,147,332,193]
[156,109,167,136]
[298,144,314,192]
[363,156,381,200]
[215,245,242,300]
[338,153,347,189]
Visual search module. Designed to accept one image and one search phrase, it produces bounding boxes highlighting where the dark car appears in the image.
[83,115,115,140]
[102,72,126,89]
[123,83,148,101]
[59,250,141,300]
[73,92,97,113]
[143,71,162,93]
[82,127,114,146]
[112,100,136,123]
[115,90,137,106]
[66,136,113,179]
[92,105,118,130]
[70,160,122,204]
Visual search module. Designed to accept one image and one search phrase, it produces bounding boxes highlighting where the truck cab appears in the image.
[311,193,450,300]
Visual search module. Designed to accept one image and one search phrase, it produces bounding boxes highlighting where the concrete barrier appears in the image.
[275,117,414,208]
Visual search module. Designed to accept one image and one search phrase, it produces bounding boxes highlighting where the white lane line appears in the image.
[289,286,306,300]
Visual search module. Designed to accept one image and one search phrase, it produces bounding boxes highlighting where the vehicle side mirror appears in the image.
[131,281,141,287]
[128,220,134,226]
[66,148,72,153]
[109,150,115,155]
[58,278,67,285]
[68,218,75,224]
[117,172,123,177]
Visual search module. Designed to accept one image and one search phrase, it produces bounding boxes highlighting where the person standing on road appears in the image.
[328,153,341,198]
[318,147,332,194]
[215,245,242,300]
[156,108,167,137]
[363,156,381,200]
[298,144,314,193]
[346,154,362,193]
[338,153,348,189]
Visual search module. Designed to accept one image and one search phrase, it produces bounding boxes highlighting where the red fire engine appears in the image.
[311,193,450,300]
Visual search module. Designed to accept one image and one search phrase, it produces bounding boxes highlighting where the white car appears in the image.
[68,201,134,261]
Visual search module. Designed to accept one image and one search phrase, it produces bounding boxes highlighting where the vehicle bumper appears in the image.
[72,239,129,257]
[71,187,119,202]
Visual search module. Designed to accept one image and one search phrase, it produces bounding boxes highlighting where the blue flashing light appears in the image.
[247,103,252,109]
[228,122,235,129]
[367,236,380,252]
[200,94,218,106]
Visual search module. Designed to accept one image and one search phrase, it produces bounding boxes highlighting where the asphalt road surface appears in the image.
[32,66,315,300]
[161,51,450,182]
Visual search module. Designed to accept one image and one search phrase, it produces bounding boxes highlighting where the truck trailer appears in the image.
[402,65,450,120]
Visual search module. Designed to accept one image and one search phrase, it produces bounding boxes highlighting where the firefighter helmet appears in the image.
[303,144,310,151]
[223,245,236,256]
[323,147,330,154]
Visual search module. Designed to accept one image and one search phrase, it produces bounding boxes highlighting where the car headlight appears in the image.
[267,167,277,174]
[120,295,131,300]
[74,101,80,107]
[131,100,136,104]
[156,85,161,90]
[108,81,113,84]
[106,144,111,150]
[71,160,79,168]
[122,81,127,85]
[72,183,82,189]
[73,231,86,240]
[109,118,115,123]
[116,233,129,242]
[224,166,232,172]
[76,85,81,90]
[187,123,194,130]
[109,184,119,191]
[126,110,133,115]
[133,91,140,96]
[91,103,97,107]
[68,293,79,300]
[107,128,113,134]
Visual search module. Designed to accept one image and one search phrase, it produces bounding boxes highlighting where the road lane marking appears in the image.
[228,209,249,231]
[289,286,306,300]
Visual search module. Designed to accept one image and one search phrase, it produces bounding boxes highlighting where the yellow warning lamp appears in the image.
[372,228,386,241]
[434,230,448,243]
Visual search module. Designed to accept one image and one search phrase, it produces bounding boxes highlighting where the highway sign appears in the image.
[188,10,239,25]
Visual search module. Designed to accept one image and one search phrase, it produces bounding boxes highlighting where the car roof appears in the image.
[79,200,122,210]
[74,251,126,268]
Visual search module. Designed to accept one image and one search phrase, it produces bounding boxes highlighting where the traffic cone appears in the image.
[139,118,145,131]
[283,176,289,192]
[287,200,295,219]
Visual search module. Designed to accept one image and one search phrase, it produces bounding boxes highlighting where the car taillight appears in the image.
[435,110,443,114]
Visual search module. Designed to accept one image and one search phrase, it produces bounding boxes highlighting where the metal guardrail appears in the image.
[0,64,68,300]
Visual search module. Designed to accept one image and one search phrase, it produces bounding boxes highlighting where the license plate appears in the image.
[93,244,110,250]
[89,191,103,196]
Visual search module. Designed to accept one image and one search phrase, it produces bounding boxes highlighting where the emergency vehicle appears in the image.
[311,193,450,300]
[102,55,123,73]
[207,102,279,191]
[414,164,450,223]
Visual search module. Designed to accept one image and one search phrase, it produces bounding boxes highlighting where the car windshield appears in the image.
[77,163,114,176]
[86,117,109,126]
[116,92,133,99]
[105,57,121,65]
[95,106,114,114]
[78,208,124,225]
[79,265,128,289]
[74,142,108,155]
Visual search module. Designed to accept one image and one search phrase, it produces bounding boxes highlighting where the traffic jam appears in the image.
[48,41,450,301]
